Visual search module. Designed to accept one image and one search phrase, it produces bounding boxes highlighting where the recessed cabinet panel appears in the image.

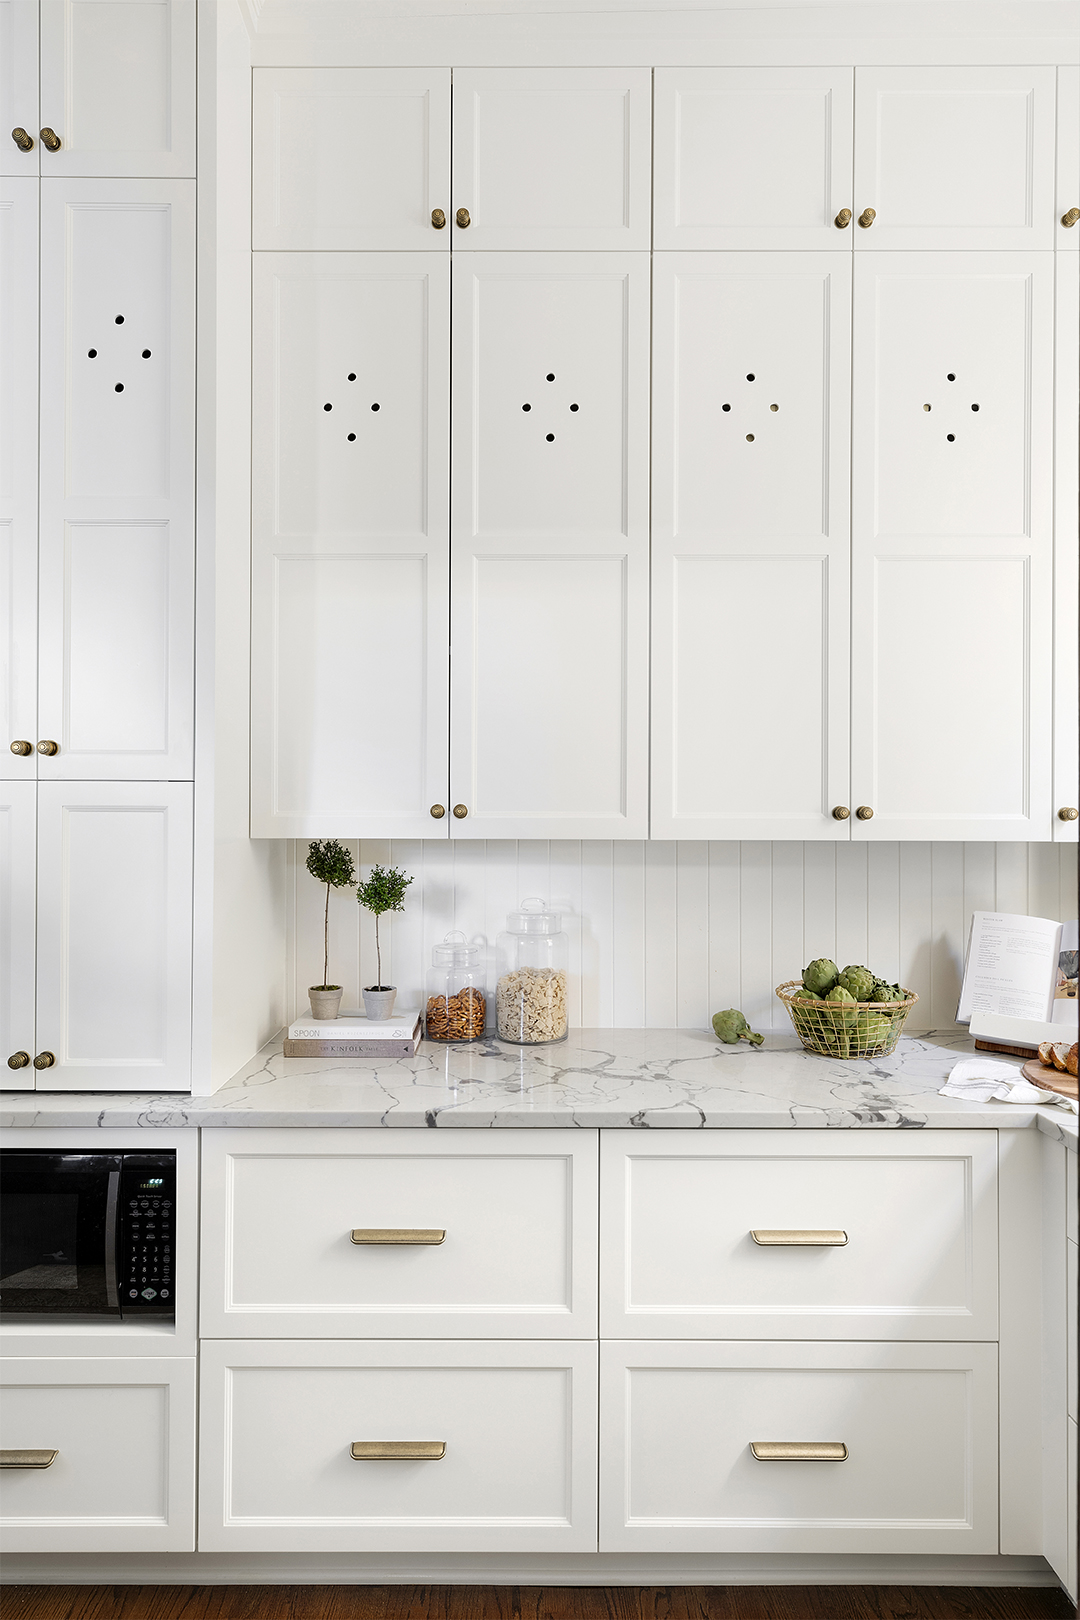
[653,69,854,250]
[38,0,195,178]
[0,178,37,778]
[851,253,1052,840]
[450,254,648,838]
[1058,70,1080,252]
[250,254,449,838]
[252,69,451,251]
[0,780,35,1087]
[0,0,38,176]
[1054,256,1079,840]
[853,68,1056,250]
[650,254,850,840]
[35,781,193,1090]
[451,68,651,251]
[599,1342,999,1554]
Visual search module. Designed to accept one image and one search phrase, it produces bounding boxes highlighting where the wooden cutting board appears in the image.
[1020,1060,1079,1101]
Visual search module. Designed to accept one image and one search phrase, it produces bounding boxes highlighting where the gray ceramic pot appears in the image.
[362,987,397,1021]
[308,986,343,1020]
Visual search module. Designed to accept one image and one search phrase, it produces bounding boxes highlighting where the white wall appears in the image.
[286,839,1077,1035]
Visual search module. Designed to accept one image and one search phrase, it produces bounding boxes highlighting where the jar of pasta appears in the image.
[424,933,486,1043]
[495,900,569,1045]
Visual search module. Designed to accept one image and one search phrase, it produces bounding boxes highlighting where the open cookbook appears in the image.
[957,912,1078,1051]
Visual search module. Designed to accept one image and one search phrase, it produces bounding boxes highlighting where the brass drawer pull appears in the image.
[1,1450,58,1469]
[751,1441,847,1462]
[751,1229,847,1246]
[351,1441,445,1461]
[350,1228,445,1245]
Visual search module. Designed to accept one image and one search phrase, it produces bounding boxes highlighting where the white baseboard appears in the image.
[0,1551,1061,1587]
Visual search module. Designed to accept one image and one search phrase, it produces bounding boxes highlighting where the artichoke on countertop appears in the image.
[712,1009,765,1046]
[802,958,839,996]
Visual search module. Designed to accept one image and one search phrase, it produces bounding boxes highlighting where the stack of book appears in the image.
[283,1010,422,1058]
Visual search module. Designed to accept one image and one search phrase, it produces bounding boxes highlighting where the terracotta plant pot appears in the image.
[308,986,343,1021]
[362,986,397,1021]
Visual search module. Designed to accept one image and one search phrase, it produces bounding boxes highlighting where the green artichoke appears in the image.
[712,1009,765,1046]
[824,984,858,1057]
[870,981,905,1004]
[838,964,876,1001]
[802,958,839,996]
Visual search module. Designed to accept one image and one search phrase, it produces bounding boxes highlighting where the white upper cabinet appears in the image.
[0,0,38,175]
[651,254,851,840]
[851,253,1053,840]
[853,68,1057,250]
[450,253,650,839]
[250,254,450,839]
[653,69,854,251]
[35,780,193,1090]
[0,177,37,778]
[1059,69,1080,250]
[451,69,651,251]
[37,181,194,780]
[252,69,451,252]
[0,780,35,1085]
[1054,254,1079,838]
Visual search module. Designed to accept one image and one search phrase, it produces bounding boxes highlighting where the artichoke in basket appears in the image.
[838,964,876,1001]
[854,1008,893,1051]
[824,984,858,1059]
[712,1009,765,1046]
[871,980,905,1004]
[802,958,839,996]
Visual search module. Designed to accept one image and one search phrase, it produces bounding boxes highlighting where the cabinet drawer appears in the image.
[0,1357,195,1551]
[200,1130,598,1338]
[199,1339,597,1552]
[600,1341,998,1554]
[600,1131,997,1339]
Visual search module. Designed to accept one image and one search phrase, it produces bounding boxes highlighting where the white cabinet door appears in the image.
[0,0,38,176]
[653,69,854,251]
[1058,70,1080,250]
[853,68,1056,250]
[1054,255,1079,839]
[450,254,649,838]
[451,69,651,251]
[252,69,451,251]
[600,1341,999,1555]
[0,1356,195,1551]
[0,177,37,778]
[851,253,1053,840]
[35,781,193,1090]
[37,0,195,178]
[199,1339,598,1553]
[250,254,450,838]
[651,254,851,840]
[0,780,35,1086]
[37,180,194,780]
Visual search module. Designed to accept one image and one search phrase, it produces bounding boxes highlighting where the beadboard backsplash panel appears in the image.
[286,841,1077,1034]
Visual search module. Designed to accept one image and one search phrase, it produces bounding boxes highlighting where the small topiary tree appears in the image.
[305,839,356,990]
[356,864,414,990]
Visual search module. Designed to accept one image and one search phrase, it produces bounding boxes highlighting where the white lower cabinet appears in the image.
[0,1356,195,1551]
[198,1339,598,1552]
[599,1341,998,1555]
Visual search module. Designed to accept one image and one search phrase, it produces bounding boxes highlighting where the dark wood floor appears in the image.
[0,1588,1073,1620]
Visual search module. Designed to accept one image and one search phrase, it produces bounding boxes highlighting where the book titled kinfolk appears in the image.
[283,1010,422,1058]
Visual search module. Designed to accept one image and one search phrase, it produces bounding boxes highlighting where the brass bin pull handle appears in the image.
[351,1441,445,1461]
[1,1450,58,1469]
[751,1229,848,1246]
[350,1228,445,1245]
[751,1442,848,1462]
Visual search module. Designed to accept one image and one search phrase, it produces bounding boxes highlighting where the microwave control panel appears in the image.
[119,1154,176,1315]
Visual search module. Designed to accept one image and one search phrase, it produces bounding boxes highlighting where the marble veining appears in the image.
[1,1030,1075,1148]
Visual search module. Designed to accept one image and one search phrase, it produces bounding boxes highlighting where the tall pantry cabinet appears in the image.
[0,0,196,1089]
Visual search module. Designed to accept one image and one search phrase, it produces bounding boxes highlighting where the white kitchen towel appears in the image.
[940,1056,1077,1110]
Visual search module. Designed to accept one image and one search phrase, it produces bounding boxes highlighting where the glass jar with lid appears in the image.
[495,899,569,1045]
[424,932,487,1043]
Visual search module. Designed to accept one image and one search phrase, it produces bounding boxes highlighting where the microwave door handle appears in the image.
[104,1169,120,1310]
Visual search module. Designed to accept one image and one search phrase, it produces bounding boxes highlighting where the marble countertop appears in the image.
[1,1030,1076,1147]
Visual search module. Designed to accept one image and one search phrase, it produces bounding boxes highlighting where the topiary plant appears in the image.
[305,839,356,990]
[356,864,414,990]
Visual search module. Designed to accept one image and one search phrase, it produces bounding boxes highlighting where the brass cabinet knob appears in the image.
[33,1052,55,1069]
[831,805,850,820]
[431,208,446,229]
[455,207,471,228]
[39,127,61,152]
[452,803,468,818]
[834,209,852,228]
[429,803,446,819]
[855,805,874,820]
[857,207,876,228]
[1059,807,1079,821]
[7,1052,30,1070]
[36,739,58,756]
[11,127,34,152]
[9,740,32,756]
[1062,208,1080,228]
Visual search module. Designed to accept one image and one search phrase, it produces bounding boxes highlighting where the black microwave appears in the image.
[0,1150,176,1320]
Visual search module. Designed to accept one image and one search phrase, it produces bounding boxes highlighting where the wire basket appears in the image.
[775,981,918,1060]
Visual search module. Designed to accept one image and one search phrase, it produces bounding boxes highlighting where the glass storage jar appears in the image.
[496,899,569,1045]
[424,932,486,1042]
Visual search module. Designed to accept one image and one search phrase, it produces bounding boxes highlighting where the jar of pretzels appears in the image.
[424,933,487,1043]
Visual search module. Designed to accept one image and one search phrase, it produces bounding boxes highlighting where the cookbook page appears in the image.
[956,912,1062,1024]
